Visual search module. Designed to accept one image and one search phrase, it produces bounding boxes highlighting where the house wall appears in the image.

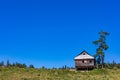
[75,59,94,67]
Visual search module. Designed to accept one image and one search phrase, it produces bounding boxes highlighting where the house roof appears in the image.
[74,50,94,60]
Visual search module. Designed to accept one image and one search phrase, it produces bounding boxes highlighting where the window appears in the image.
[82,60,84,63]
[83,53,85,55]
[89,60,92,63]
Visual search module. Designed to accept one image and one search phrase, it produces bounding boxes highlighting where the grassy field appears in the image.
[0,67,120,80]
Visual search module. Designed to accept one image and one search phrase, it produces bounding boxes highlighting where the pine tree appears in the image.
[6,60,10,67]
[93,30,109,68]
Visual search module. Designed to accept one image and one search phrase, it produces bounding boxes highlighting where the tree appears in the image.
[93,30,109,68]
[22,63,27,68]
[0,61,4,67]
[15,62,27,68]
[6,60,10,67]
[11,63,16,67]
[29,64,34,68]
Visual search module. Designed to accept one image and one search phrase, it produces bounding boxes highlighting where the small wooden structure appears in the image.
[74,50,95,70]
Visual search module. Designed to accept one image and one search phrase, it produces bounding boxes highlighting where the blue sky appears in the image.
[0,0,120,68]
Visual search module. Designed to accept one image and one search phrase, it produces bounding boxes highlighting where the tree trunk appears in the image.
[102,55,104,69]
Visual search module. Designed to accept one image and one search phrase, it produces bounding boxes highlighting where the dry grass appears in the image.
[0,67,120,80]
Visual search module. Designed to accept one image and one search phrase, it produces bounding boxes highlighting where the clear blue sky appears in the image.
[0,0,120,68]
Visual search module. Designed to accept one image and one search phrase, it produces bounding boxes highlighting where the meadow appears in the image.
[0,67,120,80]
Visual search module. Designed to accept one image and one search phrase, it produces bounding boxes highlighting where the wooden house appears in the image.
[74,50,95,70]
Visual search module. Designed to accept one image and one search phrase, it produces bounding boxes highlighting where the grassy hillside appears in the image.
[0,67,120,80]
